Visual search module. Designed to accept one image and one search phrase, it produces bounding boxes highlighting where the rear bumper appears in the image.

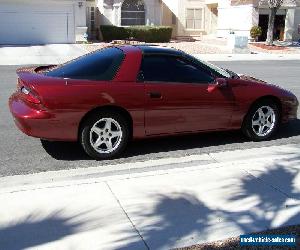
[9,93,77,141]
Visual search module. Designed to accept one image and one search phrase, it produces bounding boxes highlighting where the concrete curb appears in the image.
[1,143,299,193]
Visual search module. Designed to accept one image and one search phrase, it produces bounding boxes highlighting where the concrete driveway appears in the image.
[0,44,88,65]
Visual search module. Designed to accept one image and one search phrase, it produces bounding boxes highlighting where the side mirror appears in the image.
[207,78,228,93]
[215,78,228,87]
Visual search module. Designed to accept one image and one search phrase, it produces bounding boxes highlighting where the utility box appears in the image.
[298,24,300,34]
[227,34,250,54]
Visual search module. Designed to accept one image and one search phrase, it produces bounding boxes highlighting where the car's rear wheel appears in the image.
[80,112,129,160]
[242,100,280,141]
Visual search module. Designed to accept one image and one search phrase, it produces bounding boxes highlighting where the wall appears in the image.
[293,7,300,40]
[74,0,88,42]
[161,1,177,37]
[217,3,254,38]
[162,0,179,36]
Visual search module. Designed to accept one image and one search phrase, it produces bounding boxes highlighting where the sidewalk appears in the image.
[0,144,299,250]
[0,44,87,65]
[1,44,300,66]
[195,53,300,62]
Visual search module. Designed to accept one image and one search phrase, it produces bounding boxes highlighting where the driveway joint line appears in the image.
[105,181,150,250]
[207,153,219,163]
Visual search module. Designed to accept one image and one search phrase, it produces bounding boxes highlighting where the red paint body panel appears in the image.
[9,45,298,142]
[113,46,142,82]
[144,82,236,135]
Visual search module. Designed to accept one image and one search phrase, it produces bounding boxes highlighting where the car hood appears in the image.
[238,74,267,84]
[237,74,298,103]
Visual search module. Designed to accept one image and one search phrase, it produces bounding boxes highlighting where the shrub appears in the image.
[250,26,262,40]
[100,25,129,41]
[128,26,173,43]
[100,25,173,43]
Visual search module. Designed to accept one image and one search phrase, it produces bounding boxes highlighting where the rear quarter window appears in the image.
[45,47,124,81]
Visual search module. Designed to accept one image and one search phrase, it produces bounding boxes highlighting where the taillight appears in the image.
[20,86,41,104]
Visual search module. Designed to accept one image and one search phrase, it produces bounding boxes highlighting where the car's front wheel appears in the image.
[80,112,129,160]
[242,100,280,141]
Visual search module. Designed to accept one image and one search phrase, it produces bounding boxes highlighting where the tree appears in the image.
[261,0,296,45]
[264,0,284,45]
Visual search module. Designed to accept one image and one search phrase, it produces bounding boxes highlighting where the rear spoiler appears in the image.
[16,65,58,92]
[17,65,57,74]
[16,65,58,88]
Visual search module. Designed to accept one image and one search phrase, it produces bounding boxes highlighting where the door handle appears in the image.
[148,92,162,99]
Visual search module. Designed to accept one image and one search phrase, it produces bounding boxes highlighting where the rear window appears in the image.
[45,47,124,81]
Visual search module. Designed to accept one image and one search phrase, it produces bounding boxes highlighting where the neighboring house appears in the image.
[89,0,219,39]
[218,0,300,41]
[0,0,87,45]
[89,0,300,41]
[1,0,299,45]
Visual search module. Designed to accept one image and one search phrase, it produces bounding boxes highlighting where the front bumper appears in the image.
[281,98,298,123]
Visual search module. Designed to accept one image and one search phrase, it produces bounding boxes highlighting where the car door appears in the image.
[141,54,236,135]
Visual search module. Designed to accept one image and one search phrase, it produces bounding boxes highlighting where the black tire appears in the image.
[80,111,130,160]
[242,99,280,141]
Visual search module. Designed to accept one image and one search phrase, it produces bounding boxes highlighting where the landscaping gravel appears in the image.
[79,40,230,54]
[80,39,300,55]
[177,225,300,250]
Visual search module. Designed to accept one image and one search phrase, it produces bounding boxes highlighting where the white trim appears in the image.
[218,4,254,10]
[186,29,205,31]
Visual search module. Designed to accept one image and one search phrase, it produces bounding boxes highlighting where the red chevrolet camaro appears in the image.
[9,45,298,159]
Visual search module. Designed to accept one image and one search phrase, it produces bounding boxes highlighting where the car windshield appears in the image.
[185,54,232,78]
[199,60,232,78]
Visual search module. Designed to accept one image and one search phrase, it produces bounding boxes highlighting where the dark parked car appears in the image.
[9,45,298,159]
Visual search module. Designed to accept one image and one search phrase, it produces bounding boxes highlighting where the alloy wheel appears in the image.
[251,106,276,137]
[89,118,123,154]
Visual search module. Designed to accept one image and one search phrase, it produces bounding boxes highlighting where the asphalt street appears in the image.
[1,61,300,177]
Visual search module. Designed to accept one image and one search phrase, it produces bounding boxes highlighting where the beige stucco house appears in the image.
[0,0,299,45]
[88,0,219,39]
[88,0,300,41]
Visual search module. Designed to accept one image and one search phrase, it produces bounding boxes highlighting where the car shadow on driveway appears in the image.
[41,119,300,161]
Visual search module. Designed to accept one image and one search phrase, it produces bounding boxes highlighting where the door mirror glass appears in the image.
[207,78,227,93]
[215,78,227,87]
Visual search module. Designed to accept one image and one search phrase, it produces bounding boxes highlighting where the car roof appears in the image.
[134,45,184,57]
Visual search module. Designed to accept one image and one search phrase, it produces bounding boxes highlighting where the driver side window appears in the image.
[170,57,214,83]
[140,55,214,84]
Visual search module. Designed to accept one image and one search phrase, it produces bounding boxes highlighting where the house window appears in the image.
[186,8,203,30]
[121,0,145,26]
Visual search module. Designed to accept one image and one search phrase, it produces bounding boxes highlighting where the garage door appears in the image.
[0,3,75,44]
